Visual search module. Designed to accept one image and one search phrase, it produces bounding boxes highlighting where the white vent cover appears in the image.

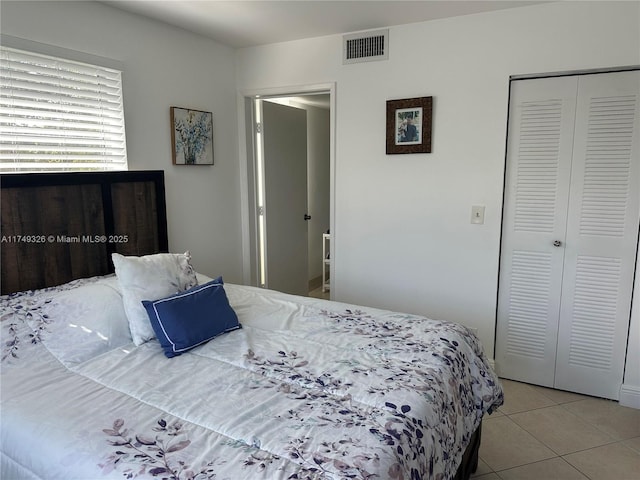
[343,29,389,64]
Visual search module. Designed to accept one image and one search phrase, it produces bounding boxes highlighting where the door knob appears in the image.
[304,214,311,221]
[553,240,562,247]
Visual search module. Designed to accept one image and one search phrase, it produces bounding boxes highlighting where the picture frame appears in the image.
[386,96,433,154]
[170,107,214,165]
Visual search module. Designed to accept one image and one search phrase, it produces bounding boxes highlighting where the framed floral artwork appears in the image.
[170,107,214,165]
[386,96,433,154]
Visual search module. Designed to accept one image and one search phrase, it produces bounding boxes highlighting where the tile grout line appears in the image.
[491,456,593,480]
[509,403,620,456]
[478,380,640,480]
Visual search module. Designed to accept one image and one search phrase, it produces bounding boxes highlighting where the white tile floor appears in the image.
[473,379,640,480]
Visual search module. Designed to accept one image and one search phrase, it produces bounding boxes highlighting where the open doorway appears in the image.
[244,88,333,299]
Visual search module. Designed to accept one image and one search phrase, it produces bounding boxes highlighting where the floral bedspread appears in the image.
[0,276,503,480]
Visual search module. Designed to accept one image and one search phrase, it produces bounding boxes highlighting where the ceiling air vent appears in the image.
[343,29,389,64]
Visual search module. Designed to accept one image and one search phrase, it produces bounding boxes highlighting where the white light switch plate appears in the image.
[471,205,485,224]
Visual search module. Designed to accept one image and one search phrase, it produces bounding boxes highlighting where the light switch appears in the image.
[471,205,485,224]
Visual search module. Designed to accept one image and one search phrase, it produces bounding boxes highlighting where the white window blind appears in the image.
[0,46,127,172]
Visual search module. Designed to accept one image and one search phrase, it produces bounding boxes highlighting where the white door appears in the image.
[496,70,640,399]
[554,71,640,398]
[496,76,578,388]
[261,100,309,296]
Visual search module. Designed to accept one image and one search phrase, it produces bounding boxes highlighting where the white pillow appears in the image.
[43,277,131,364]
[112,252,198,345]
[24,275,132,367]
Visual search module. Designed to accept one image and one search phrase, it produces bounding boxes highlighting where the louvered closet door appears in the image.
[554,71,640,399]
[497,70,640,400]
[496,76,578,387]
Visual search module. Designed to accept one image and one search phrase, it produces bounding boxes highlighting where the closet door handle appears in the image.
[553,240,562,247]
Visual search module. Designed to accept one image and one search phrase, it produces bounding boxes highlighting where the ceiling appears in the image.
[102,0,547,49]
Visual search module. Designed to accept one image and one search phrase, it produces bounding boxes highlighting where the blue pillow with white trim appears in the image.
[142,277,240,358]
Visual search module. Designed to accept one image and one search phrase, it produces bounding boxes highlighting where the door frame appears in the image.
[237,82,336,297]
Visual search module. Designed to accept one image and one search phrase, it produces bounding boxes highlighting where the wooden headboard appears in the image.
[1,170,168,295]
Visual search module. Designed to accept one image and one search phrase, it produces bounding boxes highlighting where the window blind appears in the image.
[0,46,127,172]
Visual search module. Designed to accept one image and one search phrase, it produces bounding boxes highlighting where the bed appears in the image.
[0,171,503,480]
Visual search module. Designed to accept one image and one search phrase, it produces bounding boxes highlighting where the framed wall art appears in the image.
[170,107,214,165]
[386,96,432,154]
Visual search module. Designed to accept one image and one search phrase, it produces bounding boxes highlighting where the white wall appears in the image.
[1,0,244,282]
[236,0,640,402]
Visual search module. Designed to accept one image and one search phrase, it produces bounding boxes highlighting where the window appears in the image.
[0,46,127,172]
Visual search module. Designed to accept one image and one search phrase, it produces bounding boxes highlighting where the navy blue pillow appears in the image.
[142,277,240,358]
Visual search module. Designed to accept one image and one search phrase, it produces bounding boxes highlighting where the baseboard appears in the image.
[619,384,640,409]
